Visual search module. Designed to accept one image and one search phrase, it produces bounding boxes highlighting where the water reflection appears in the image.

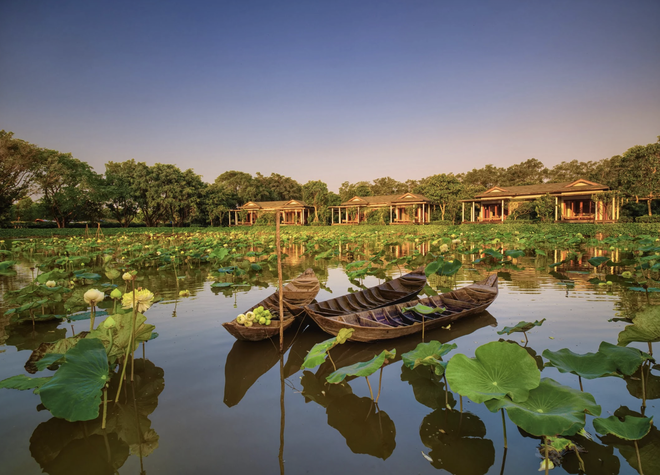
[420,409,495,475]
[301,371,396,459]
[401,365,456,410]
[29,359,164,475]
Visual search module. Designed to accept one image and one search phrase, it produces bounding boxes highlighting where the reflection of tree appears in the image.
[29,359,164,475]
[300,371,396,460]
[419,409,495,475]
[5,320,67,351]
[561,437,620,475]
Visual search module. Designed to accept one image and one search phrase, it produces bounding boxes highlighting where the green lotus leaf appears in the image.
[445,341,540,404]
[618,306,660,346]
[336,328,355,344]
[35,353,65,371]
[0,260,17,270]
[497,318,545,335]
[39,338,110,422]
[401,304,445,316]
[485,378,601,437]
[542,348,618,379]
[588,256,611,267]
[593,414,653,441]
[504,249,525,258]
[211,282,233,288]
[105,268,121,280]
[0,374,51,391]
[597,341,651,376]
[402,341,457,376]
[301,337,339,370]
[326,349,396,384]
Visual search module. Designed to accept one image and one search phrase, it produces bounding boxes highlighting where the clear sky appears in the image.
[1,0,659,192]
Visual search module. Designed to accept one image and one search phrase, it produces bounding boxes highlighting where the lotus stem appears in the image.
[523,332,528,346]
[115,280,137,402]
[634,440,644,475]
[101,384,108,429]
[578,375,583,392]
[498,447,508,475]
[130,281,137,381]
[279,354,285,475]
[422,314,425,342]
[648,342,653,356]
[443,374,449,410]
[544,436,549,475]
[327,350,337,372]
[90,305,95,332]
[501,409,507,448]
[365,377,375,401]
[375,367,383,403]
[574,446,585,473]
[641,360,647,410]
[460,395,463,413]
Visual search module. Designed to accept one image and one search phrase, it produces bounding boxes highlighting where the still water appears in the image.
[0,246,658,475]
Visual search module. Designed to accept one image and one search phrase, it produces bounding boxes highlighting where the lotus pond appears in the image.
[1,225,659,475]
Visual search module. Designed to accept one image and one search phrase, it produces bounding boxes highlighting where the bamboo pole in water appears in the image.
[277,212,285,352]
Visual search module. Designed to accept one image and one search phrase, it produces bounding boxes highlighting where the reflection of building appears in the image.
[230,200,313,226]
[330,193,432,225]
[460,179,619,223]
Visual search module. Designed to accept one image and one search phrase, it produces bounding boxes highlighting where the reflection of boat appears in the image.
[301,268,426,319]
[300,371,396,460]
[222,268,320,341]
[223,323,325,407]
[307,275,498,342]
[314,311,497,379]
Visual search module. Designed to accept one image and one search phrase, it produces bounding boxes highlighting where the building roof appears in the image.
[338,192,431,207]
[469,179,608,200]
[239,199,311,210]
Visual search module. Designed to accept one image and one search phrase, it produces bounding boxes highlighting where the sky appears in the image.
[1,0,659,192]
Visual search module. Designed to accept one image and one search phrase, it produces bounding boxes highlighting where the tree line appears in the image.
[1,130,658,227]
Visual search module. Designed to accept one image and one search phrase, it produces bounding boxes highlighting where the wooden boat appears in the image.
[306,274,498,342]
[299,268,427,319]
[222,268,320,341]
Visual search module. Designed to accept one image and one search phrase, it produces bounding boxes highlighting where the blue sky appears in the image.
[1,0,658,192]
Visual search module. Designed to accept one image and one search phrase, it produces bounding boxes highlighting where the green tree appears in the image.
[414,174,464,221]
[302,180,329,223]
[33,150,104,228]
[501,158,548,185]
[256,172,302,201]
[0,130,40,224]
[370,177,407,196]
[202,182,232,226]
[617,138,660,216]
[104,160,141,227]
[214,171,271,205]
[547,160,596,183]
[339,181,372,201]
[533,194,555,222]
[149,164,204,227]
[459,164,506,189]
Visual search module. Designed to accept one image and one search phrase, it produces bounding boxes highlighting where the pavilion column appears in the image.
[390,205,393,224]
[555,197,558,221]
[471,202,475,222]
[357,206,360,224]
[462,202,465,223]
[611,197,615,221]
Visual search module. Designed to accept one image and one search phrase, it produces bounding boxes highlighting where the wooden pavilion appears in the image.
[460,179,620,223]
[330,193,432,225]
[230,199,313,226]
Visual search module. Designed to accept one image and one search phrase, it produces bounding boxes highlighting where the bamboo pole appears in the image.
[277,211,285,352]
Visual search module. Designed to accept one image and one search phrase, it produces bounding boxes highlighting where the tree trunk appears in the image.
[648,199,653,217]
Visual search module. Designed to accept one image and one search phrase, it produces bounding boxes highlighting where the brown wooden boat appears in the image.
[306,274,498,342]
[299,268,427,320]
[222,268,320,341]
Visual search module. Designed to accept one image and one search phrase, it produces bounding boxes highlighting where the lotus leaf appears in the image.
[0,374,51,391]
[618,305,660,346]
[596,341,651,375]
[484,378,601,437]
[588,256,612,267]
[497,318,545,335]
[401,341,457,376]
[504,249,525,258]
[105,268,121,280]
[326,349,396,384]
[542,348,618,379]
[445,341,540,404]
[39,338,110,422]
[68,310,109,322]
[211,282,233,288]
[400,365,456,410]
[593,415,653,441]
[35,353,65,371]
[336,328,355,344]
[401,303,445,316]
[301,337,339,370]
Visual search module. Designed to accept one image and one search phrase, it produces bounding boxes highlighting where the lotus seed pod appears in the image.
[45,280,56,288]
[110,288,122,299]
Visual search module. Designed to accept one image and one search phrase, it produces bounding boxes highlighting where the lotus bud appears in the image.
[440,244,449,253]
[45,280,56,288]
[84,288,105,306]
[122,272,133,281]
[102,316,116,329]
[122,288,155,313]
[622,271,632,279]
[244,320,253,327]
[179,290,190,297]
[236,314,246,324]
[110,288,123,299]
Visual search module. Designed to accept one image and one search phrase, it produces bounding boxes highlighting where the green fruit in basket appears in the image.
[246,311,255,321]
[259,317,267,325]
[244,320,253,327]
[236,314,246,324]
[265,319,271,326]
